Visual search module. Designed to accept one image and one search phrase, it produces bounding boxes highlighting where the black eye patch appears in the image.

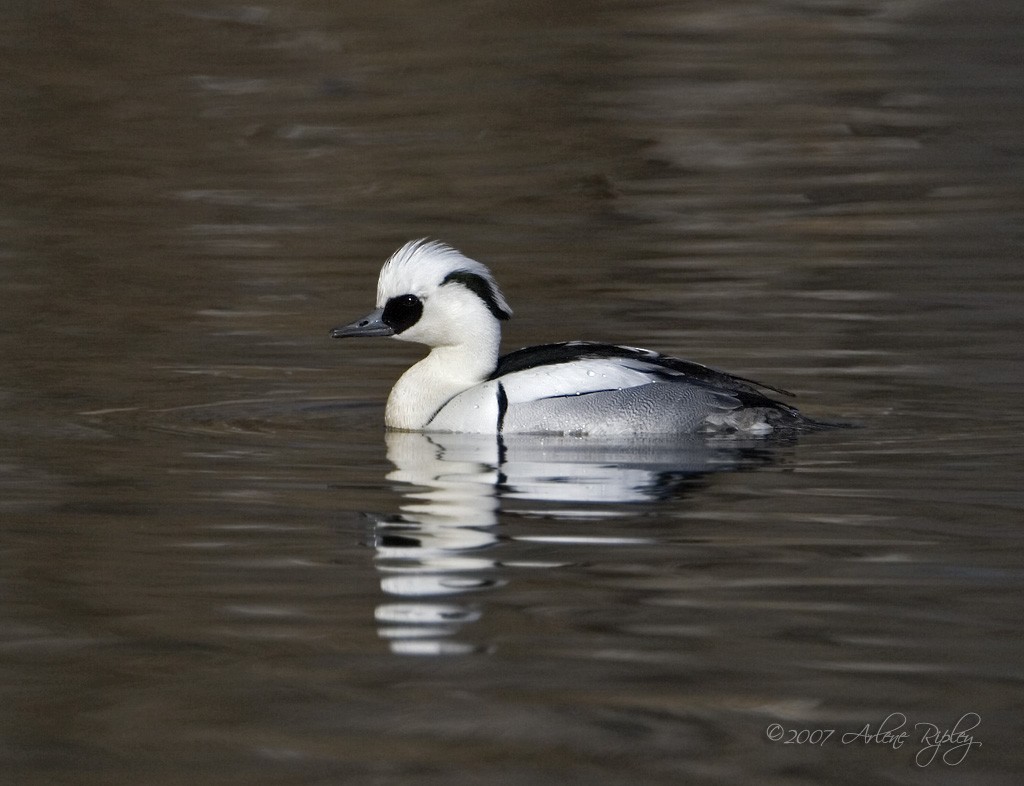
[382,294,423,334]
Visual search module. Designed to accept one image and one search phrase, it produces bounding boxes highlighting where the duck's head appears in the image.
[331,239,512,349]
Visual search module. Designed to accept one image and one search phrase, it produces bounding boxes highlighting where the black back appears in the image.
[490,341,798,412]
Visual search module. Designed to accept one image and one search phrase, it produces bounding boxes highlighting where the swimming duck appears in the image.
[331,239,815,435]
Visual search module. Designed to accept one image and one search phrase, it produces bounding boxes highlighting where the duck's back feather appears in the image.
[420,341,809,435]
[492,342,793,399]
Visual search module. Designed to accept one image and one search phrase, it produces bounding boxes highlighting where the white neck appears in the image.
[385,337,499,430]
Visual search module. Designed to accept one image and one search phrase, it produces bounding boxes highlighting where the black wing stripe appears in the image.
[538,388,619,401]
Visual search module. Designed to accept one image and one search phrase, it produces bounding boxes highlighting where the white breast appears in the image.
[425,379,502,432]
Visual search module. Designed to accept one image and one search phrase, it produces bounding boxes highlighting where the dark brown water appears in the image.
[2,1,1022,783]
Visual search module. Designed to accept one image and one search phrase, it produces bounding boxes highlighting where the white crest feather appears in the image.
[376,239,512,319]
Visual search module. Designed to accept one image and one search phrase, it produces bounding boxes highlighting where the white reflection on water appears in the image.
[371,430,783,655]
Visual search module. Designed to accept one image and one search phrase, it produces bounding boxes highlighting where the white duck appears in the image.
[331,239,816,435]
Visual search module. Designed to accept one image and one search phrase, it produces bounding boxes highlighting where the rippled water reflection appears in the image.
[3,0,1022,783]
[374,431,787,656]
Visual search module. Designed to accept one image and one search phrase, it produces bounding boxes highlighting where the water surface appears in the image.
[2,1,1022,783]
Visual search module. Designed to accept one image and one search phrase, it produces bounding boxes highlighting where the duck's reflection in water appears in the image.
[373,432,504,655]
[372,431,782,655]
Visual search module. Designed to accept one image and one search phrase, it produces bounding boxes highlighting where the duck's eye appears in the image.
[382,294,423,334]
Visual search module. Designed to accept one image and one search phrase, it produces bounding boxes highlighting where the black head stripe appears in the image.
[382,294,423,333]
[442,271,511,321]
